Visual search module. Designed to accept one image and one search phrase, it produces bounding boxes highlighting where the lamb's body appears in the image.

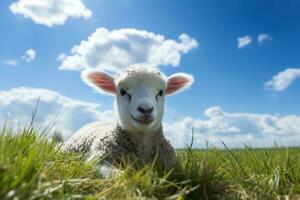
[63,121,176,169]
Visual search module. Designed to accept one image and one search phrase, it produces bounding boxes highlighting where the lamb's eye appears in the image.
[156,89,164,101]
[158,90,164,96]
[120,88,132,102]
[120,89,127,96]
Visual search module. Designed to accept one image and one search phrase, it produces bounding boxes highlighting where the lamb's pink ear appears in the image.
[81,70,117,95]
[166,73,194,95]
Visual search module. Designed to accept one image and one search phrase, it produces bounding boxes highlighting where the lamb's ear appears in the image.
[166,73,194,95]
[81,70,117,95]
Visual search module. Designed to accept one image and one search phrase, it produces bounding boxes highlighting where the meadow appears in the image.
[0,125,300,200]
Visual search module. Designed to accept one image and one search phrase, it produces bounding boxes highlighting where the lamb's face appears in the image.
[82,65,194,134]
[115,70,167,133]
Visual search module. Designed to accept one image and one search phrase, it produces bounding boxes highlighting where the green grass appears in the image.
[0,126,300,199]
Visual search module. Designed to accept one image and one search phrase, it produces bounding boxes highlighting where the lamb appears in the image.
[63,64,194,170]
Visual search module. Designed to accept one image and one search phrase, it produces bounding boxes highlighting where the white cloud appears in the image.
[22,49,36,62]
[1,88,299,149]
[59,28,198,72]
[164,106,300,148]
[265,68,300,91]
[0,87,115,139]
[3,59,18,66]
[237,35,252,48]
[9,0,92,27]
[258,33,272,44]
[57,53,66,61]
[204,106,224,118]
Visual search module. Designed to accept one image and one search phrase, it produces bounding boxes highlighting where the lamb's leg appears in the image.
[98,162,124,179]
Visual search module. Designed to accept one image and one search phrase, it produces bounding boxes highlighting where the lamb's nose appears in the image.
[138,106,153,114]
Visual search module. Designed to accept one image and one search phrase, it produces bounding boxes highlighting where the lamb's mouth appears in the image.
[130,114,154,125]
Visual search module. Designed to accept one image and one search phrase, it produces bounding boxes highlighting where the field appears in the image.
[0,126,300,200]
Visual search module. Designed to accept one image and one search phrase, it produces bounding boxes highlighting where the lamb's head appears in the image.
[82,65,194,134]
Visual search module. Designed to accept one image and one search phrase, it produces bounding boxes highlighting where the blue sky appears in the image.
[1,0,300,148]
